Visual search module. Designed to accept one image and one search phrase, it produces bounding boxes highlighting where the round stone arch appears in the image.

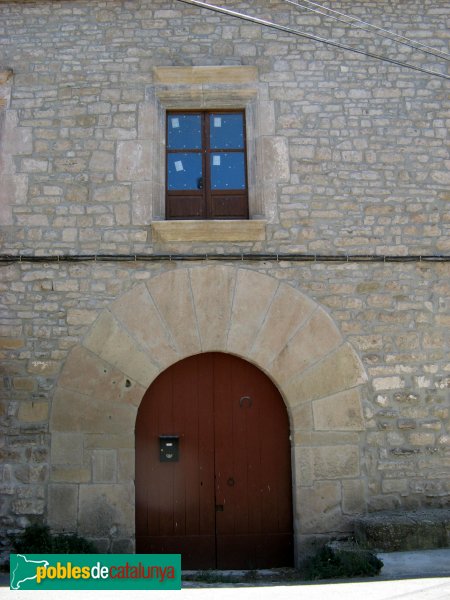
[50,265,367,558]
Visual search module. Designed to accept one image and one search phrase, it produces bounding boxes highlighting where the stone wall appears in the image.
[0,0,449,560]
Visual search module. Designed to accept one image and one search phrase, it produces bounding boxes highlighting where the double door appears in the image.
[136,353,293,569]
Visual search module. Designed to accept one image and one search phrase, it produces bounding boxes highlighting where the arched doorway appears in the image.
[135,352,293,569]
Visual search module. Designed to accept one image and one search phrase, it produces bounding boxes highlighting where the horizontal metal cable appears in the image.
[285,0,450,62]
[175,0,450,80]
[1,253,449,264]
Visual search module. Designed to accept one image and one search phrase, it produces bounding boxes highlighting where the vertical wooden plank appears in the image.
[137,352,292,568]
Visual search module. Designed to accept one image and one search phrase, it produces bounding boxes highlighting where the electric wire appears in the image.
[175,0,450,80]
[0,253,449,264]
[284,0,450,62]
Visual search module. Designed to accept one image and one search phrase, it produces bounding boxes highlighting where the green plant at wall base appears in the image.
[11,524,97,554]
[301,546,383,580]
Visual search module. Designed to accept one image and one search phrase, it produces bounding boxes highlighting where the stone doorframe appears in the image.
[50,265,368,559]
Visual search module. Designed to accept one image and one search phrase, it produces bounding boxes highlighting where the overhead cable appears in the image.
[1,253,449,264]
[284,0,450,62]
[175,0,450,80]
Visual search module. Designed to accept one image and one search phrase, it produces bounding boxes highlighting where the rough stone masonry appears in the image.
[0,0,449,562]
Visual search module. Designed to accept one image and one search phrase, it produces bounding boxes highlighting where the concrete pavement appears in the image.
[1,577,450,600]
[1,549,450,599]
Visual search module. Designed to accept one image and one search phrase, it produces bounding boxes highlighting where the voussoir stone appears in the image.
[147,268,202,357]
[189,266,236,352]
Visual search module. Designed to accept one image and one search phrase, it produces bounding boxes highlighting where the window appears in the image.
[166,110,248,220]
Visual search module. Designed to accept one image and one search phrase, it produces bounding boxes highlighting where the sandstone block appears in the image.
[50,466,91,483]
[311,445,360,479]
[58,346,146,407]
[78,483,134,537]
[251,283,315,369]
[51,432,83,465]
[227,268,278,357]
[0,337,24,349]
[313,389,364,431]
[285,343,367,405]
[296,482,343,534]
[261,136,290,182]
[83,311,159,387]
[89,150,114,172]
[116,140,152,181]
[48,484,78,531]
[18,401,49,423]
[67,309,98,326]
[51,388,137,435]
[342,479,366,514]
[271,308,342,382]
[189,266,236,352]
[147,269,201,357]
[111,283,179,369]
[92,450,117,483]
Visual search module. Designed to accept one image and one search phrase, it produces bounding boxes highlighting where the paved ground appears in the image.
[1,549,449,599]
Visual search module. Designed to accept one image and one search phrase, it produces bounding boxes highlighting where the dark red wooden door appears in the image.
[135,353,293,569]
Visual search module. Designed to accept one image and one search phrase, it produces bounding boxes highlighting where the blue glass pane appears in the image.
[210,113,244,149]
[210,153,246,190]
[168,153,203,190]
[167,114,202,150]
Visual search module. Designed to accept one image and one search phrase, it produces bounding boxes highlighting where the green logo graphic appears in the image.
[10,554,181,590]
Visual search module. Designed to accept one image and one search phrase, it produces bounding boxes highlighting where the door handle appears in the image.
[215,504,224,512]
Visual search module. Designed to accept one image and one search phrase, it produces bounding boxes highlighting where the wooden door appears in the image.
[135,353,293,569]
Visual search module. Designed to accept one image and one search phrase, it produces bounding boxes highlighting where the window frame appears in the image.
[165,109,249,221]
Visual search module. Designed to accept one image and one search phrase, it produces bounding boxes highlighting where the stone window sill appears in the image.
[151,220,266,243]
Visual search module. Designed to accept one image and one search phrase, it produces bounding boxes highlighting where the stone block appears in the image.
[147,269,201,357]
[84,434,134,450]
[291,402,313,432]
[27,360,60,376]
[151,220,266,243]
[78,483,134,537]
[83,311,159,387]
[92,450,117,483]
[294,446,313,487]
[50,466,91,483]
[12,499,45,515]
[227,268,278,357]
[189,266,236,352]
[310,445,360,479]
[153,66,258,85]
[296,482,343,534]
[261,136,290,182]
[48,484,78,531]
[353,509,450,551]
[89,150,114,172]
[13,377,36,392]
[342,479,366,514]
[51,388,137,435]
[271,308,342,382]
[0,338,24,349]
[251,283,315,368]
[131,181,153,225]
[0,174,28,225]
[116,140,152,181]
[285,343,367,405]
[67,309,98,326]
[51,432,83,465]
[138,103,158,139]
[118,449,134,482]
[111,283,179,369]
[313,389,364,431]
[18,401,49,423]
[59,346,146,407]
